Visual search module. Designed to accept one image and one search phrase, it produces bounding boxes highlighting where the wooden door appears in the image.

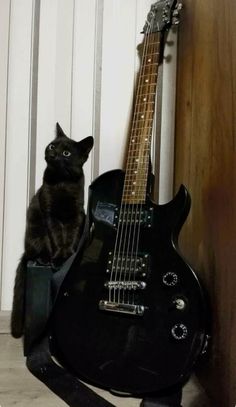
[174,0,236,406]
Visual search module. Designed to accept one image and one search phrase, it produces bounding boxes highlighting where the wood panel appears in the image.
[174,0,236,406]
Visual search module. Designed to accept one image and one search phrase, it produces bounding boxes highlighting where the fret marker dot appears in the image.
[145,137,148,141]
[145,79,149,83]
[143,97,147,101]
[141,115,144,118]
[132,191,135,195]
[148,58,151,62]
[134,171,137,174]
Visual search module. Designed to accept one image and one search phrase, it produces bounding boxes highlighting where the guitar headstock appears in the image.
[143,0,183,33]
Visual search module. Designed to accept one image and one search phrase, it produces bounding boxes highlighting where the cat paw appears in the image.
[37,257,52,266]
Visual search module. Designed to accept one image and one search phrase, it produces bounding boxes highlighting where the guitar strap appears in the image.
[26,336,115,407]
[25,217,115,407]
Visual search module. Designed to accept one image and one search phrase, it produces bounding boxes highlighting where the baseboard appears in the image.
[0,311,10,333]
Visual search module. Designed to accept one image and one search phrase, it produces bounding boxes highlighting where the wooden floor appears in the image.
[0,313,212,407]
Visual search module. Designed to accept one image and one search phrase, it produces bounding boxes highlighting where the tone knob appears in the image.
[162,272,178,287]
[171,323,188,340]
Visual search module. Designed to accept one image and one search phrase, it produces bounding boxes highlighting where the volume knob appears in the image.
[162,272,178,287]
[171,323,188,340]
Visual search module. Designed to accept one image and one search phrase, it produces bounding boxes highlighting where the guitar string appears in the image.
[131,31,160,306]
[128,21,160,306]
[115,22,159,305]
[119,22,159,305]
[114,20,152,304]
[118,21,154,305]
[109,19,152,304]
[125,23,154,305]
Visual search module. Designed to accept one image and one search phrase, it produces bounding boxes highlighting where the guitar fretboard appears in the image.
[122,32,161,204]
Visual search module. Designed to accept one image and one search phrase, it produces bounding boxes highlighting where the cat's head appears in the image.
[44,123,93,181]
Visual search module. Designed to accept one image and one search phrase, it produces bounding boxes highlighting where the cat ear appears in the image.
[56,122,66,138]
[77,136,94,160]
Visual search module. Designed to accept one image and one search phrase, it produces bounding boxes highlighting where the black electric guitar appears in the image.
[52,0,208,396]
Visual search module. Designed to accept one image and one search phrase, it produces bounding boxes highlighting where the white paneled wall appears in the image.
[0,0,178,310]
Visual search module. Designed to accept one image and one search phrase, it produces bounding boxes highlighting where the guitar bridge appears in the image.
[99,300,145,316]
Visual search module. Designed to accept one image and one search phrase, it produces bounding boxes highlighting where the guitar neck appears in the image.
[123,32,162,204]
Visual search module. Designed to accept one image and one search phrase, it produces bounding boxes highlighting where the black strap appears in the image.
[26,336,115,407]
[25,214,115,407]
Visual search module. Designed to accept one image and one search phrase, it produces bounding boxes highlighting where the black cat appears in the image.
[11,123,93,338]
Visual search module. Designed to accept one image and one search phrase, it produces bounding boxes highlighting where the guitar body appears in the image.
[52,169,207,395]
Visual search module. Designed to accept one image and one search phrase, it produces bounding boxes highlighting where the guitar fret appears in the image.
[135,101,155,106]
[131,126,152,131]
[142,62,158,68]
[123,193,147,195]
[125,176,147,184]
[125,170,149,174]
[138,83,157,87]
[132,117,153,123]
[133,117,153,122]
[145,51,159,56]
[122,31,161,205]
[145,41,160,45]
[136,92,156,97]
[127,144,151,148]
[126,155,150,159]
[126,161,149,165]
[140,73,158,78]
[134,110,154,116]
[124,185,148,188]
[126,150,150,156]
[125,170,149,175]
[123,195,147,197]
[126,145,151,150]
[126,165,149,170]
[130,134,151,140]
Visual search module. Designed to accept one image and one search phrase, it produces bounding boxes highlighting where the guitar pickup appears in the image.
[113,206,154,228]
[106,252,150,278]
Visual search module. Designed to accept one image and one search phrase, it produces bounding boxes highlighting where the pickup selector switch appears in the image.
[171,323,188,340]
[173,298,186,310]
[162,272,178,287]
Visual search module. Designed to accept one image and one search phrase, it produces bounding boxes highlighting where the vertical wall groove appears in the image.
[27,0,41,203]
[0,0,12,309]
[69,0,76,137]
[91,0,104,180]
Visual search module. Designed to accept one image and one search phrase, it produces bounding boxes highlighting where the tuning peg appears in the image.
[163,18,171,24]
[172,17,180,25]
[173,9,179,17]
[176,2,183,11]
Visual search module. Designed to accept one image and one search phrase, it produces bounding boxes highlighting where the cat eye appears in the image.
[48,144,55,150]
[63,150,71,157]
